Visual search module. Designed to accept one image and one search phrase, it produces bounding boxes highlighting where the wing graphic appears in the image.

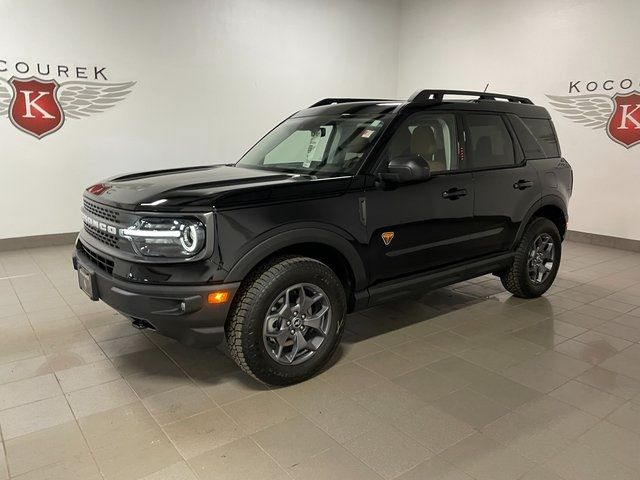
[57,81,136,119]
[546,94,614,129]
[0,78,12,116]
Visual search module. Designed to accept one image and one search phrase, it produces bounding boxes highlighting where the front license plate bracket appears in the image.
[78,266,99,301]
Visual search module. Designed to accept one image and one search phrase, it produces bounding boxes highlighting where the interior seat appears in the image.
[410,126,445,172]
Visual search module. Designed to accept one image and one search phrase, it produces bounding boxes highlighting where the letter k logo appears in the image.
[618,104,640,130]
[20,90,55,119]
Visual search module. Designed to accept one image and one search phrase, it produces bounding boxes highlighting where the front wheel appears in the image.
[225,256,346,386]
[500,217,562,298]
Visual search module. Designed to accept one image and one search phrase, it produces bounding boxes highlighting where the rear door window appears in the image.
[522,118,560,157]
[465,114,516,169]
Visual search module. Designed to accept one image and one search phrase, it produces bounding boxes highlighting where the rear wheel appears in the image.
[225,256,346,386]
[500,217,562,298]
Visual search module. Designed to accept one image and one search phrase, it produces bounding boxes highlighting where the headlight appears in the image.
[120,218,206,258]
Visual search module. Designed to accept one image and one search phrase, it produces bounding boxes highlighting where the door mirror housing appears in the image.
[379,154,431,185]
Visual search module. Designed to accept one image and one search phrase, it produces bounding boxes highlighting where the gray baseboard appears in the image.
[566,230,640,253]
[0,232,78,252]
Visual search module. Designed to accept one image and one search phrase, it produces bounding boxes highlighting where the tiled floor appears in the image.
[1,241,640,480]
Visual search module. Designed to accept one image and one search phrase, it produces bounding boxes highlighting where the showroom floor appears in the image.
[0,241,639,480]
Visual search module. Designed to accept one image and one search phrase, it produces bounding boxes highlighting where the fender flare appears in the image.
[513,194,568,247]
[224,226,368,290]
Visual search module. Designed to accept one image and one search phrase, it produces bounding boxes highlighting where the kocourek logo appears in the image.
[547,79,640,149]
[0,59,135,139]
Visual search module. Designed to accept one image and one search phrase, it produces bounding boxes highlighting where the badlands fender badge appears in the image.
[381,232,394,246]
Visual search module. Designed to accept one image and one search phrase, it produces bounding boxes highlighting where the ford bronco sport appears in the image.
[73,89,572,385]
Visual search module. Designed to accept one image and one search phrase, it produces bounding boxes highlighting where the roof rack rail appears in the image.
[408,89,533,105]
[309,98,395,108]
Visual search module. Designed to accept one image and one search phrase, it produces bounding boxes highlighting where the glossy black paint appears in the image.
[472,162,542,254]
[366,173,476,283]
[76,95,572,346]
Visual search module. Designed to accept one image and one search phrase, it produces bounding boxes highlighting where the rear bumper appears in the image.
[72,248,240,347]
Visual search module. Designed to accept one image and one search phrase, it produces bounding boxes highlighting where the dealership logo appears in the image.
[0,61,135,139]
[547,80,640,148]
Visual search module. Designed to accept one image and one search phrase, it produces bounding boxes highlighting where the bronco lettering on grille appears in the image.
[82,213,117,235]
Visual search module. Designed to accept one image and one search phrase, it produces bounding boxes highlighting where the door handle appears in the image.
[442,188,468,200]
[513,179,534,190]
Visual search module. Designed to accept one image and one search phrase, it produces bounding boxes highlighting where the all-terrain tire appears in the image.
[500,217,562,298]
[225,255,346,386]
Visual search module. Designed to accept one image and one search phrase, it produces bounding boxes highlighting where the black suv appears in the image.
[73,89,572,385]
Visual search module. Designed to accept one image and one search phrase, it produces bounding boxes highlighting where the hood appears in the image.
[83,165,352,211]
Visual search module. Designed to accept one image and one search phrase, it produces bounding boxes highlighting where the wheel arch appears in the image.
[514,196,568,247]
[224,227,367,309]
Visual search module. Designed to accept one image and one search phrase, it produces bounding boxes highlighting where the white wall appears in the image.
[397,0,640,240]
[0,0,400,239]
[3,0,638,242]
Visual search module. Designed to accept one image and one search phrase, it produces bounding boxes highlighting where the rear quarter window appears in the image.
[522,118,560,158]
[506,114,545,159]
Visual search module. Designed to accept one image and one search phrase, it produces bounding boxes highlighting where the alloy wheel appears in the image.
[527,233,555,284]
[262,283,332,365]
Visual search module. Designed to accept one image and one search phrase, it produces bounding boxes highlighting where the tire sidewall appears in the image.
[240,259,346,384]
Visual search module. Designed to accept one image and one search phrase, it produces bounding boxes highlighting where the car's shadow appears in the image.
[122,281,548,393]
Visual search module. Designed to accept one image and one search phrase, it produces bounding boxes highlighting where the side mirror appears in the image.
[379,154,431,185]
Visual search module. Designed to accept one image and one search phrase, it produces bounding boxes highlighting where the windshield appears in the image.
[237,114,390,176]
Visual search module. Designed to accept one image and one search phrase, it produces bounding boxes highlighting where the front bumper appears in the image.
[72,246,240,347]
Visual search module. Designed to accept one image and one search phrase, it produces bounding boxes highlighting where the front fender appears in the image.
[224,226,368,290]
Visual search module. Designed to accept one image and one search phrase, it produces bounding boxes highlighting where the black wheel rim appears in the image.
[262,283,331,365]
[528,233,555,284]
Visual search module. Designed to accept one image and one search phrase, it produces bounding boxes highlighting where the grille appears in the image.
[83,199,120,223]
[80,243,114,274]
[84,223,120,248]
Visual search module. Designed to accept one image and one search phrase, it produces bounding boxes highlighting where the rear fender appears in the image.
[512,195,568,248]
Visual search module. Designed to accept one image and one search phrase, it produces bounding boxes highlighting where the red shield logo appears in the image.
[9,77,64,139]
[607,91,640,148]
